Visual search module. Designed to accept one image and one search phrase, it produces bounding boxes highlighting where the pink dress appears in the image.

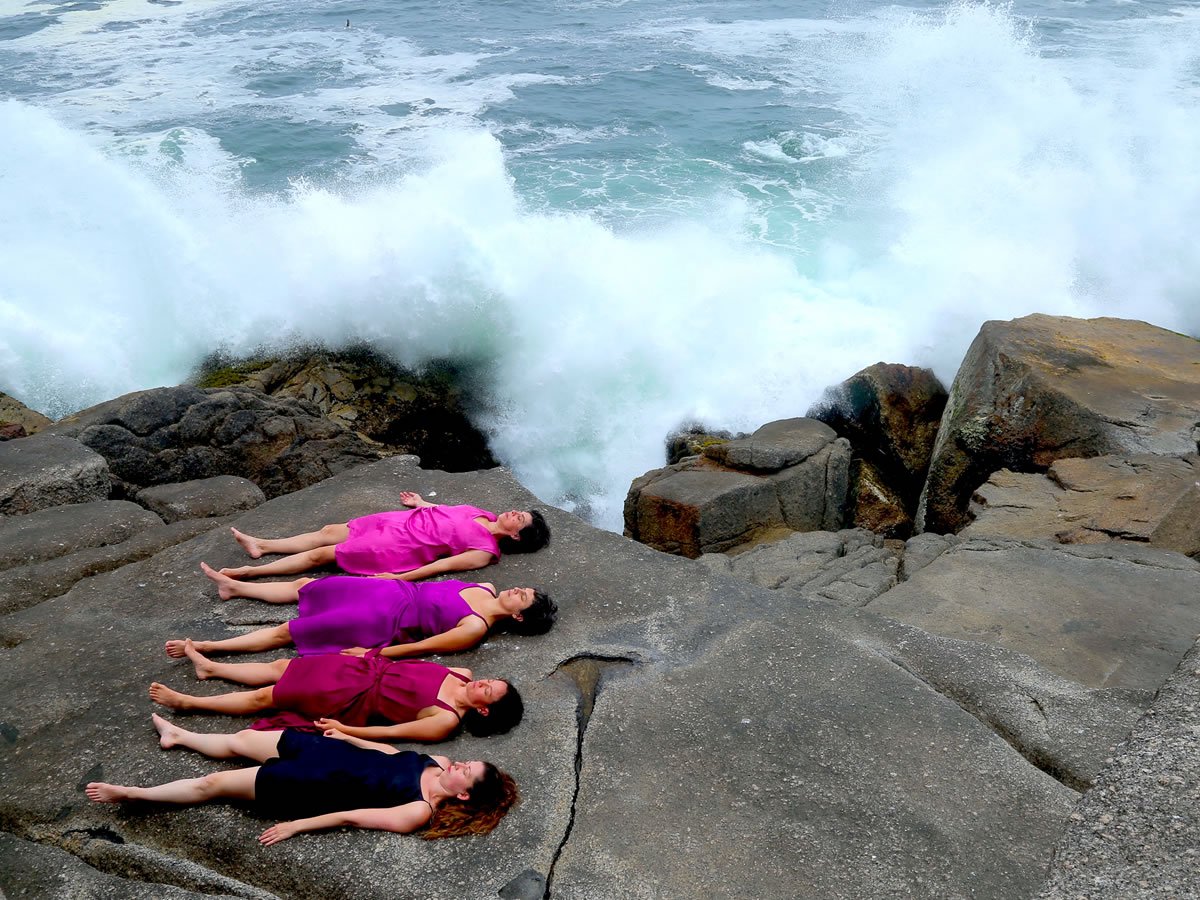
[334,505,500,575]
[253,654,466,732]
[287,577,490,656]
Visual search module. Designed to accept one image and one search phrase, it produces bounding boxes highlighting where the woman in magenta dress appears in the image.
[219,492,550,582]
[87,716,518,844]
[166,571,557,658]
[150,644,523,742]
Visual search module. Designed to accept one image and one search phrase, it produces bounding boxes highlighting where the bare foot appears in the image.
[151,713,185,750]
[149,682,190,710]
[200,562,240,600]
[183,639,218,681]
[230,527,263,559]
[86,782,130,803]
[165,639,189,659]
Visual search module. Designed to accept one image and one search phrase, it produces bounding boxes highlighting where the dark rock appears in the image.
[136,476,266,524]
[964,455,1200,556]
[0,423,27,441]
[810,362,947,517]
[0,434,111,516]
[48,386,382,499]
[866,537,1200,691]
[847,458,911,538]
[665,425,741,466]
[194,348,496,472]
[917,315,1200,534]
[0,501,162,573]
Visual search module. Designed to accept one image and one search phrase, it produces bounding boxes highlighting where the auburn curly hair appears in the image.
[423,763,519,839]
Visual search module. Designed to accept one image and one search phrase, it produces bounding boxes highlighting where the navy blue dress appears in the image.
[255,731,439,818]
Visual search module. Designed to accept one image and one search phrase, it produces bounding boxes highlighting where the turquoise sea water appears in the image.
[2,0,1199,526]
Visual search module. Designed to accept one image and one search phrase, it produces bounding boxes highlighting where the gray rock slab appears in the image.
[136,476,266,524]
[0,501,162,572]
[0,832,257,899]
[0,457,1086,898]
[703,417,836,472]
[0,434,111,516]
[965,455,1200,556]
[1036,639,1200,900]
[551,615,1075,899]
[0,517,231,616]
[866,538,1200,691]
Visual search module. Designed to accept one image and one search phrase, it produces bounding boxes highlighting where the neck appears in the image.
[466,593,505,623]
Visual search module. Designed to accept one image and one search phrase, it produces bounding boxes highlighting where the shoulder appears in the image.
[449,666,472,677]
[430,754,451,768]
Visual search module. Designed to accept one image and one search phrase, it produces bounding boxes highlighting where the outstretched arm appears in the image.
[259,802,431,845]
[319,728,401,754]
[315,714,457,743]
[370,619,489,659]
[386,550,495,582]
[399,491,437,509]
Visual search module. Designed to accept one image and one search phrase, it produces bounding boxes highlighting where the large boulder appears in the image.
[195,348,496,472]
[625,418,851,557]
[963,455,1200,555]
[0,434,111,516]
[1,456,1090,899]
[48,385,383,499]
[917,315,1200,534]
[136,476,266,524]
[811,363,948,536]
[0,501,162,572]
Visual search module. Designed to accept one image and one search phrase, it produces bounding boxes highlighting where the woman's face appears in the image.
[441,760,485,798]
[466,679,508,710]
[498,510,533,534]
[498,587,536,615]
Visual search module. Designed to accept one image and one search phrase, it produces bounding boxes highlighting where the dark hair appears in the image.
[422,762,519,839]
[497,510,550,555]
[499,590,557,637]
[461,681,523,737]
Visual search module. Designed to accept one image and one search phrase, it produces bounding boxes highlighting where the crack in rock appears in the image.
[536,654,637,900]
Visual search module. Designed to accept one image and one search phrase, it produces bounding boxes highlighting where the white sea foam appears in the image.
[3,2,1200,530]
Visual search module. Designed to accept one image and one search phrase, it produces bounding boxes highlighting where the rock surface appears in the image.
[964,455,1200,556]
[866,538,1200,691]
[625,419,850,557]
[917,315,1200,534]
[48,385,382,500]
[1036,638,1200,900]
[1,457,1088,899]
[0,501,162,572]
[195,349,496,472]
[136,476,266,524]
[0,434,111,516]
[0,391,53,436]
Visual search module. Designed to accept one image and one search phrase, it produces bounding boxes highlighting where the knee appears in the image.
[310,546,337,564]
[197,772,227,800]
[319,524,344,540]
[228,729,258,757]
[252,686,276,709]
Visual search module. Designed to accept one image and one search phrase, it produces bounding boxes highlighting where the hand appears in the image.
[314,717,345,733]
[399,491,423,508]
[322,728,350,741]
[340,647,368,657]
[259,821,301,846]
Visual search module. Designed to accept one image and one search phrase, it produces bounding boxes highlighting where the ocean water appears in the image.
[2,0,1199,527]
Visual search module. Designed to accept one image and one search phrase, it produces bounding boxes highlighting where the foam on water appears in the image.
[3,1,1200,529]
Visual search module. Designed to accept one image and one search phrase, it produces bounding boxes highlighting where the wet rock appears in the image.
[48,385,381,499]
[665,425,742,466]
[0,434,111,516]
[917,315,1200,534]
[136,476,266,524]
[847,458,911,538]
[963,454,1200,556]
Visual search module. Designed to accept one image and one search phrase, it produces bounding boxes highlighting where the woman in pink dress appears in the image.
[150,643,523,743]
[165,571,557,658]
[219,492,550,582]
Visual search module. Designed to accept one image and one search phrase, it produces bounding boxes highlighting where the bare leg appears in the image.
[166,624,293,658]
[152,714,283,761]
[87,768,258,805]
[149,682,276,715]
[199,563,312,603]
[230,524,350,558]
[183,642,289,685]
[220,546,339,580]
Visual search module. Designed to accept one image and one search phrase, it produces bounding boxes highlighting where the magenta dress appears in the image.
[253,654,468,732]
[334,505,500,575]
[287,577,491,655]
